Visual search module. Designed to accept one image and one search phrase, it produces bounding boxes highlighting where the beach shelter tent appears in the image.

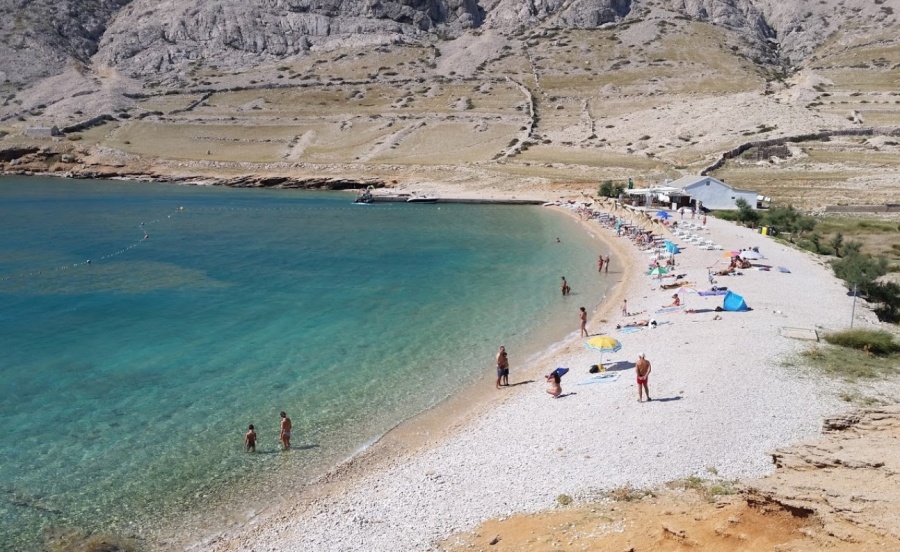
[722,291,750,311]
[664,241,680,254]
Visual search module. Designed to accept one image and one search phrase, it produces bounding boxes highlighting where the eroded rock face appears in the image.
[0,0,891,86]
[95,0,485,78]
[748,406,900,542]
[0,0,133,85]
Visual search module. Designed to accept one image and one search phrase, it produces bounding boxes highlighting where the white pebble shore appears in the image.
[211,211,879,552]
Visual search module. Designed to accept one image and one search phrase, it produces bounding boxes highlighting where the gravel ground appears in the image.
[211,208,880,552]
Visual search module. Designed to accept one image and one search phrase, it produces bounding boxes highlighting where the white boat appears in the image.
[406,196,439,203]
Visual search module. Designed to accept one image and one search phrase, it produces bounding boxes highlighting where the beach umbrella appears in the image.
[655,211,671,219]
[586,335,622,365]
[675,286,699,295]
[648,266,669,277]
[723,251,740,258]
[740,250,762,260]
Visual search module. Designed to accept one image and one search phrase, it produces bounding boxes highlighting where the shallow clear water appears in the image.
[0,177,609,550]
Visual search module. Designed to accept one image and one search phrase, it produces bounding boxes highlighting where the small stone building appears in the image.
[671,175,759,211]
[25,126,62,138]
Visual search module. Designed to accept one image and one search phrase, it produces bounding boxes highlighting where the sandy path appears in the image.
[207,205,873,552]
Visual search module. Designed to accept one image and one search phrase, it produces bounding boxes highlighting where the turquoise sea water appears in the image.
[0,177,609,550]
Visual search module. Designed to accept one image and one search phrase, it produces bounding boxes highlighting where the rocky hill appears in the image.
[2,0,892,88]
[1,0,898,209]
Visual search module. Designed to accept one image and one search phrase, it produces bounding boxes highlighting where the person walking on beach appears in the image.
[597,255,604,273]
[636,353,652,403]
[245,424,257,452]
[496,346,510,388]
[604,255,610,273]
[621,299,628,317]
[279,411,292,450]
[561,276,571,296]
[579,307,588,337]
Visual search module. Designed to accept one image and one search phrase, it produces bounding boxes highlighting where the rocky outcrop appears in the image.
[95,0,485,79]
[0,0,132,86]
[0,0,893,90]
[747,406,900,542]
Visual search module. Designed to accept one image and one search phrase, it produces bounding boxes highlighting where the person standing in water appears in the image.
[279,411,292,450]
[561,276,571,296]
[245,424,257,452]
[604,255,610,273]
[496,346,510,388]
[579,307,588,337]
[636,353,652,403]
[597,255,604,273]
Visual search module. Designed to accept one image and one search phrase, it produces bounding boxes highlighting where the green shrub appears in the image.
[712,210,739,222]
[824,329,899,356]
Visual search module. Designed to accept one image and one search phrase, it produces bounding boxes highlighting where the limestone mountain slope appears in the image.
[1,0,894,87]
[1,0,898,209]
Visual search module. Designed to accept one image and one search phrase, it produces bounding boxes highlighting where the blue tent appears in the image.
[723,291,750,312]
[664,240,680,254]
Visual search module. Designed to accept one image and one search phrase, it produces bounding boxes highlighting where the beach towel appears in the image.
[698,289,729,296]
[577,373,620,385]
[778,266,791,273]
[617,326,645,334]
[654,306,683,314]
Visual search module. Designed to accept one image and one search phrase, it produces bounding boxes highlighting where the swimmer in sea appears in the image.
[279,411,292,450]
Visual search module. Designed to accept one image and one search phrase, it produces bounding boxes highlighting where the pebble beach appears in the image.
[208,203,871,552]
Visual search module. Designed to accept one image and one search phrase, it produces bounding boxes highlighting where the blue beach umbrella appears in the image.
[655,211,671,219]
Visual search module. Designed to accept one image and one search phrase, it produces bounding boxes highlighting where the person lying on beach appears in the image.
[663,294,681,308]
[616,319,657,329]
[546,371,562,398]
[716,267,735,276]
[660,280,691,290]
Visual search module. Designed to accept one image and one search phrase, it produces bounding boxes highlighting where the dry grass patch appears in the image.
[369,121,519,164]
[109,122,298,162]
[297,121,404,163]
[135,94,206,114]
[516,146,667,171]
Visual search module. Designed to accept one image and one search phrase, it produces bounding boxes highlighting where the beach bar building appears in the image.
[670,175,759,211]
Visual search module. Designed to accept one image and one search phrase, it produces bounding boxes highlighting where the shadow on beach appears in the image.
[507,380,535,387]
[602,360,636,372]
[651,396,683,403]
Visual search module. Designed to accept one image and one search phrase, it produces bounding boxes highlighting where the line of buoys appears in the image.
[0,201,447,284]
[0,206,186,283]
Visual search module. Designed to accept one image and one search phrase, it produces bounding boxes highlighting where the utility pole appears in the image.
[850,283,858,328]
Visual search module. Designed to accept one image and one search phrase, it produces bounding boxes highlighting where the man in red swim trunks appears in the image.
[635,353,651,403]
